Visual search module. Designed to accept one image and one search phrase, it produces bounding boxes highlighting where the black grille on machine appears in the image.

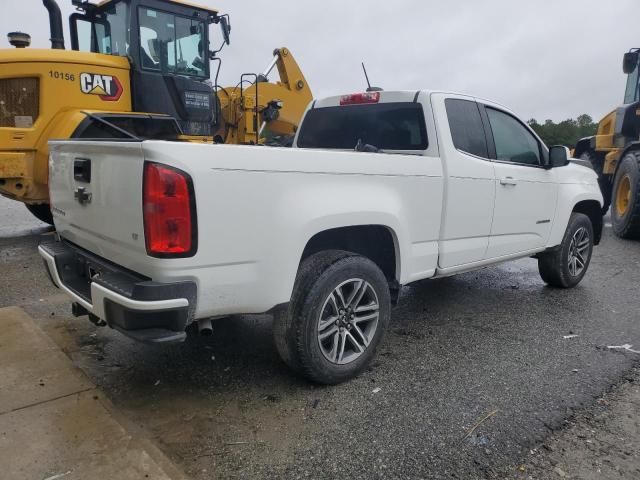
[0,78,39,128]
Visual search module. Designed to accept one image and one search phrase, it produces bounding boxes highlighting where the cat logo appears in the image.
[79,73,123,102]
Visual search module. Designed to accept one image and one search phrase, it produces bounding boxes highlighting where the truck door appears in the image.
[480,105,558,258]
[436,96,496,268]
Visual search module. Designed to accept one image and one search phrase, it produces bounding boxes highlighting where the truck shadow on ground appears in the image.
[61,257,636,478]
[85,258,597,395]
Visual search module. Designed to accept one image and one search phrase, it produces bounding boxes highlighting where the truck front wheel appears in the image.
[538,213,594,288]
[611,151,640,239]
[273,250,391,384]
[25,203,54,225]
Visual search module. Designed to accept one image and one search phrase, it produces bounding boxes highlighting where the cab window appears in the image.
[74,18,110,54]
[138,7,208,78]
[624,67,640,104]
[486,107,542,166]
[445,98,489,158]
[297,103,428,150]
[71,2,129,56]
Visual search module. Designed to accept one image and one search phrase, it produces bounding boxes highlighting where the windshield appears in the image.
[297,103,428,150]
[138,6,208,79]
[624,65,639,104]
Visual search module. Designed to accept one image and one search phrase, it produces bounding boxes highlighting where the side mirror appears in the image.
[623,51,639,74]
[220,16,231,45]
[548,145,570,168]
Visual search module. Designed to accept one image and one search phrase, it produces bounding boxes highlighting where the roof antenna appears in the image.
[362,62,383,92]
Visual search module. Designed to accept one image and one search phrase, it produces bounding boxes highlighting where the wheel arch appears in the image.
[547,185,604,248]
[299,224,402,303]
[572,200,603,245]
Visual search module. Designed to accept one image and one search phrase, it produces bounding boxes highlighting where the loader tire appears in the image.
[25,203,54,225]
[611,151,640,239]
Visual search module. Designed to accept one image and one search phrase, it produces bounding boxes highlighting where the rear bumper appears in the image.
[39,240,196,344]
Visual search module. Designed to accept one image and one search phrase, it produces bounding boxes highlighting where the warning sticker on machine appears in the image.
[14,116,33,128]
[185,91,211,109]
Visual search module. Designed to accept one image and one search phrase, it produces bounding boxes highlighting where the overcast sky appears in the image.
[2,0,638,122]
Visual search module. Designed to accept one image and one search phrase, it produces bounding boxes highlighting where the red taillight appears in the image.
[143,162,196,257]
[339,92,380,105]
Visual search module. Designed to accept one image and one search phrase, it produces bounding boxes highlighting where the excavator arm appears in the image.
[217,48,312,145]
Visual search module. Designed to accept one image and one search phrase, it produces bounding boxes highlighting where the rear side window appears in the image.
[445,98,489,158]
[297,103,428,150]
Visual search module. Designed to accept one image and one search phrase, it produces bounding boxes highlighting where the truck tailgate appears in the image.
[48,140,148,267]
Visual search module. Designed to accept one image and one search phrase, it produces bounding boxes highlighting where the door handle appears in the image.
[500,177,517,186]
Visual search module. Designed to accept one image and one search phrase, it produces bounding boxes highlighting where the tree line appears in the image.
[527,115,598,148]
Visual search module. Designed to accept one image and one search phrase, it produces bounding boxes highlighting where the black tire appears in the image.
[611,150,640,239]
[25,203,54,225]
[273,250,391,385]
[538,213,594,288]
[580,150,611,215]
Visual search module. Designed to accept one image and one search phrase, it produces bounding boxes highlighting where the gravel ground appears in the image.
[1,195,639,479]
[513,368,640,479]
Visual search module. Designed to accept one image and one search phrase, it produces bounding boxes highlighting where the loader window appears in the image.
[71,3,129,56]
[624,67,640,104]
[138,7,208,78]
[74,18,110,54]
[298,103,428,151]
[103,2,130,56]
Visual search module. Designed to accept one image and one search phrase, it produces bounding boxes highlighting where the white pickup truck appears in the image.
[40,90,603,384]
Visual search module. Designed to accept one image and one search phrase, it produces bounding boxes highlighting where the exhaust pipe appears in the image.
[198,318,213,336]
[42,0,65,50]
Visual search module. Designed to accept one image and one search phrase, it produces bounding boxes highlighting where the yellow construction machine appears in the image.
[574,49,640,239]
[0,0,312,223]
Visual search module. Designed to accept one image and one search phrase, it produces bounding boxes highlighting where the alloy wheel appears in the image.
[317,278,380,365]
[568,227,590,277]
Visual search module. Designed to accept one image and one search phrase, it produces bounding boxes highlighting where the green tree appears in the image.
[527,115,597,148]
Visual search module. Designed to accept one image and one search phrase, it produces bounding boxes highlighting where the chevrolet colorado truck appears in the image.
[39,90,603,384]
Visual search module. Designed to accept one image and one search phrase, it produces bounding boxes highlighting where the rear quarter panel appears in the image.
[141,141,444,317]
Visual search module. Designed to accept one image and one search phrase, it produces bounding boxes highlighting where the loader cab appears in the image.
[69,0,231,136]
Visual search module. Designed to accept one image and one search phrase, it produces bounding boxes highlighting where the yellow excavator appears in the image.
[574,48,640,239]
[0,0,312,224]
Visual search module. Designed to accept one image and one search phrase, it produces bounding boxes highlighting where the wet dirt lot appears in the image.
[2,195,639,479]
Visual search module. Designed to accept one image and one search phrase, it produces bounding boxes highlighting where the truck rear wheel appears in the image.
[611,151,640,239]
[538,213,594,288]
[273,250,390,384]
[25,203,54,225]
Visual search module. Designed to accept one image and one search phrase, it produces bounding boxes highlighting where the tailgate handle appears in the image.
[499,176,518,186]
[74,158,92,183]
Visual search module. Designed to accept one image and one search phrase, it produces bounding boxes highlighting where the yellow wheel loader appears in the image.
[0,0,312,224]
[574,49,640,239]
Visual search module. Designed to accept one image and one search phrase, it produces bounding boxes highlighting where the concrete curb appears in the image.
[0,306,190,480]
